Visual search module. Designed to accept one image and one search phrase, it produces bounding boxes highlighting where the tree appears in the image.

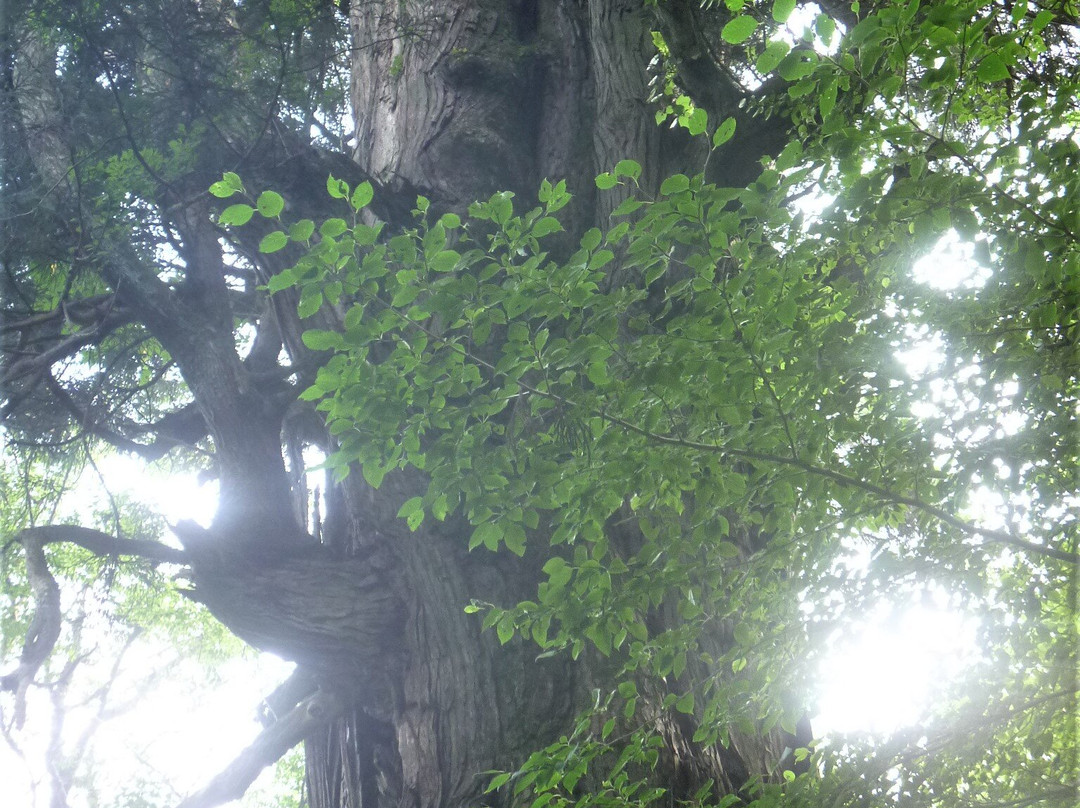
[1,1,1077,807]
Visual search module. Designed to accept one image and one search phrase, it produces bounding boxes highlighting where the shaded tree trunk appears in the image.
[295,4,789,808]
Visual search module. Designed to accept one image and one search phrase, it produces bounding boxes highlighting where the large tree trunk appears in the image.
[348,0,699,232]
[292,4,786,808]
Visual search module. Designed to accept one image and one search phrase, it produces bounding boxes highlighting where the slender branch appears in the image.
[364,292,1080,566]
[0,294,121,334]
[2,310,129,385]
[176,688,345,808]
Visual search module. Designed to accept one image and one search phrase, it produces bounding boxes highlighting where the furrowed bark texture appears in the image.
[349,0,700,234]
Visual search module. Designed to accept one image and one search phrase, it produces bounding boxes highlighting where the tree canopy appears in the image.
[1,1,1077,807]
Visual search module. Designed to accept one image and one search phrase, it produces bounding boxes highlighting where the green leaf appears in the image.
[353,224,380,246]
[775,140,803,171]
[297,291,322,318]
[289,219,315,242]
[611,197,644,217]
[542,557,573,589]
[676,692,695,714]
[977,53,1010,82]
[256,191,284,218]
[258,231,288,253]
[301,330,343,351]
[615,159,642,180]
[815,12,836,44]
[326,175,349,199]
[430,250,460,272]
[733,623,755,647]
[320,218,349,238]
[684,106,708,136]
[209,181,238,199]
[595,172,618,190]
[581,228,603,251]
[776,297,797,327]
[470,523,501,552]
[779,51,818,81]
[712,117,737,148]
[211,172,244,197]
[717,541,741,558]
[397,496,424,521]
[496,616,515,645]
[531,217,563,238]
[772,0,797,23]
[721,16,758,44]
[350,181,374,211]
[819,77,838,119]
[485,772,512,793]
[1032,8,1055,32]
[660,174,691,195]
[362,461,387,489]
[503,524,527,557]
[219,204,254,226]
[756,41,791,75]
[266,269,296,292]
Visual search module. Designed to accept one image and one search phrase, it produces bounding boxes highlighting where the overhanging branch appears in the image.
[8,524,189,565]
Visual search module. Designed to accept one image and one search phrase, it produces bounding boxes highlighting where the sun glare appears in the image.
[93,452,218,529]
[0,449,296,807]
[911,230,992,290]
[89,652,296,800]
[815,599,981,736]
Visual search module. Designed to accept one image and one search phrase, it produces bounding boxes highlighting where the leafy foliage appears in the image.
[226,1,1080,806]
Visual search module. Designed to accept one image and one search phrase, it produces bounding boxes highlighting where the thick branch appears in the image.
[257,668,318,727]
[10,524,189,564]
[0,294,122,334]
[43,373,210,461]
[650,2,803,185]
[651,0,745,118]
[177,688,346,808]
